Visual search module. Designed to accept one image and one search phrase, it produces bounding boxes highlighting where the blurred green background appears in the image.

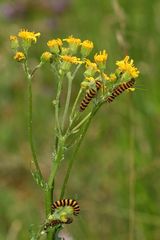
[0,0,160,239]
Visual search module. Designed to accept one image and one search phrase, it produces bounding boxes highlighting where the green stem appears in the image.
[71,112,91,133]
[48,137,65,189]
[23,62,44,185]
[70,89,82,123]
[55,75,64,136]
[31,62,43,77]
[60,103,102,199]
[46,137,65,240]
[62,76,72,131]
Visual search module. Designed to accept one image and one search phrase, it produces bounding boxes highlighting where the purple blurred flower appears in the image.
[0,2,27,19]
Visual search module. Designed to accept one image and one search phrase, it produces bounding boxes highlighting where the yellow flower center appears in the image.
[116,56,140,78]
[18,29,40,43]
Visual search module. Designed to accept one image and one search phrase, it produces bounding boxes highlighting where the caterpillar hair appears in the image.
[51,199,80,216]
[106,78,135,103]
[80,80,102,111]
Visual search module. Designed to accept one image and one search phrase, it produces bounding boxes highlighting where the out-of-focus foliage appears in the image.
[0,0,160,239]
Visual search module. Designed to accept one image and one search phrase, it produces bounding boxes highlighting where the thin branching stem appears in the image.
[62,64,82,129]
[70,88,82,123]
[71,112,91,133]
[62,76,72,131]
[31,62,43,77]
[55,75,64,136]
[23,62,44,184]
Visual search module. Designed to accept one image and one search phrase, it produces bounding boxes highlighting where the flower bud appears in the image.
[14,51,26,62]
[10,35,19,51]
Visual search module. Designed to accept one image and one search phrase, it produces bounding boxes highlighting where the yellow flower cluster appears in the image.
[102,73,117,82]
[10,29,41,62]
[10,29,140,99]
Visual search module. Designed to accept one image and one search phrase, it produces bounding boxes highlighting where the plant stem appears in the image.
[45,137,65,240]
[23,62,44,185]
[31,62,43,77]
[71,112,91,133]
[70,89,82,123]
[48,137,65,189]
[62,76,72,131]
[28,78,43,179]
[55,75,63,136]
[60,103,103,199]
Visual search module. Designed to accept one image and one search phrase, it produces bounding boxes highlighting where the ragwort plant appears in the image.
[10,29,140,240]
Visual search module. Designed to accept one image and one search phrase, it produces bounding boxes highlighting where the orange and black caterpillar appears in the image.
[80,80,102,111]
[44,218,73,230]
[106,78,135,103]
[51,199,80,216]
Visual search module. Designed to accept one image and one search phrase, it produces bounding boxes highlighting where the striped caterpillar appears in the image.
[51,199,80,216]
[80,80,102,111]
[44,217,73,230]
[106,78,135,103]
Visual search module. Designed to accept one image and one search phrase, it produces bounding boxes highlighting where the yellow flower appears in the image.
[41,51,53,63]
[60,55,83,64]
[10,35,19,50]
[47,38,62,54]
[84,59,99,77]
[94,50,108,67]
[10,35,17,41]
[14,52,26,62]
[47,38,62,48]
[81,40,94,57]
[103,73,117,82]
[81,40,93,49]
[85,59,98,71]
[18,29,40,43]
[63,35,81,45]
[63,35,81,54]
[116,56,140,78]
[102,73,110,81]
[60,55,83,72]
